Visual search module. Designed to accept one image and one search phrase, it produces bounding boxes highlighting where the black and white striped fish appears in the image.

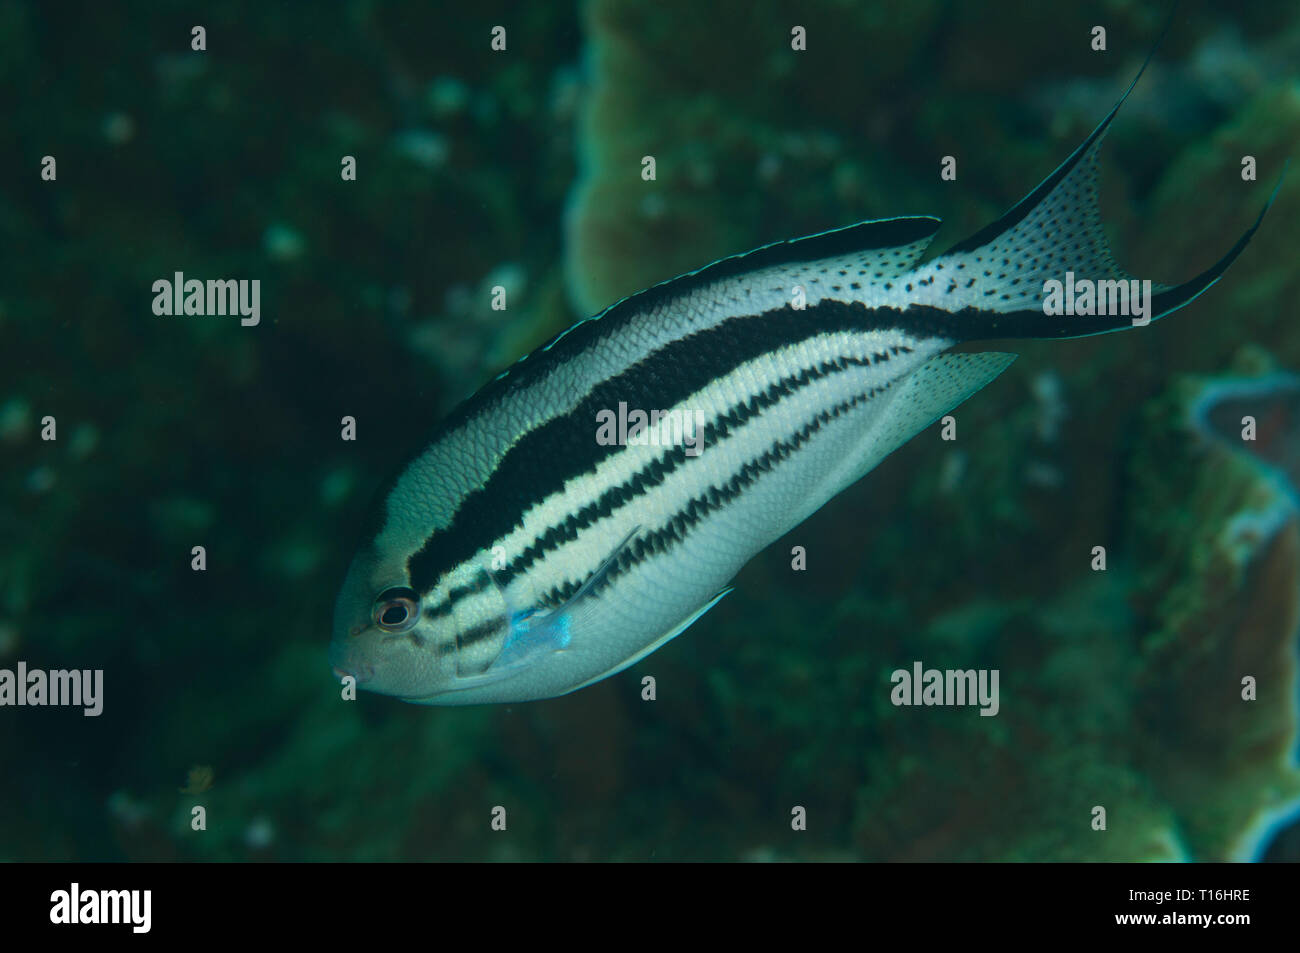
[330,57,1278,705]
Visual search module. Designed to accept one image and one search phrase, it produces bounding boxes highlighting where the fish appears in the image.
[330,47,1281,705]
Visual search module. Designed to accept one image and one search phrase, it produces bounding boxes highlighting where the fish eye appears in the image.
[373,587,420,633]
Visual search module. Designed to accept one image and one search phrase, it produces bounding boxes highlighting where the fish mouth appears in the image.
[331,664,374,684]
[328,643,374,684]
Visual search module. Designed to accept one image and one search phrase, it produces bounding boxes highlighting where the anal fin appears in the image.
[831,352,1017,491]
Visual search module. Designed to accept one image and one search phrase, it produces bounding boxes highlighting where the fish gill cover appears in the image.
[0,0,1298,870]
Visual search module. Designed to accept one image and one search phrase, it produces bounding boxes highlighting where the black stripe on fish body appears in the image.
[455,617,507,650]
[421,573,493,620]
[492,347,912,587]
[530,383,893,611]
[453,620,509,677]
[405,301,955,595]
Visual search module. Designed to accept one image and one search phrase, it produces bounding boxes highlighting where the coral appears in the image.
[1127,369,1300,860]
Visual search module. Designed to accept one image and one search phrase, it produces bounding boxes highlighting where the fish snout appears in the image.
[331,662,374,684]
[329,643,374,684]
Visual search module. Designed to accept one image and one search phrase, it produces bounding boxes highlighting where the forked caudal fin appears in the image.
[927,24,1286,342]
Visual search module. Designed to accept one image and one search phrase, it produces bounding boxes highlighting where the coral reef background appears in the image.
[2,0,1298,860]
